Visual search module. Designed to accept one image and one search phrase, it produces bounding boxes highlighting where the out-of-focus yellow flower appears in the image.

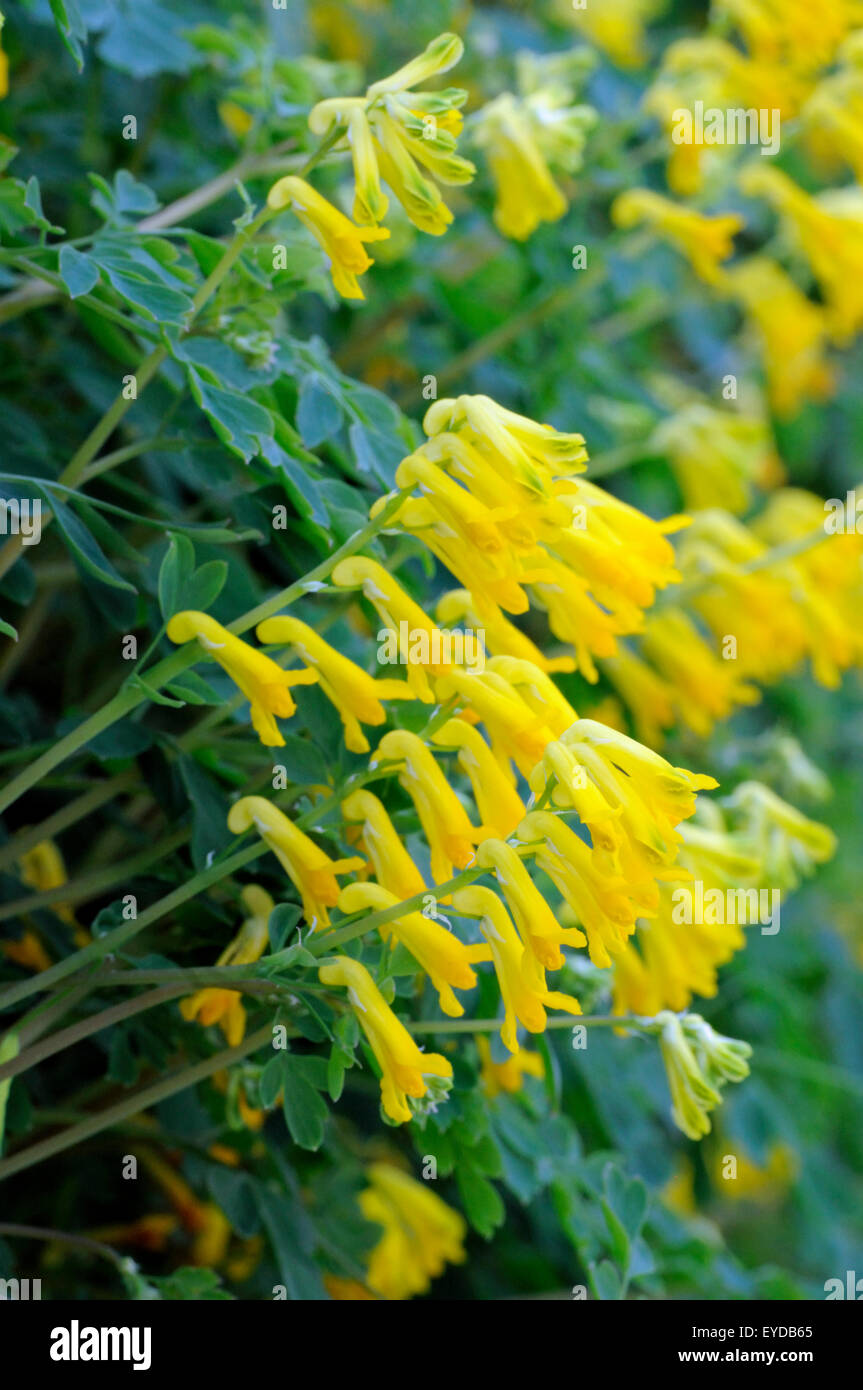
[256,614,410,753]
[472,85,595,241]
[318,956,452,1122]
[722,781,837,888]
[713,0,856,76]
[740,164,863,343]
[656,1011,751,1141]
[557,0,667,69]
[431,719,527,838]
[612,188,742,284]
[338,881,477,1016]
[227,796,363,931]
[372,729,486,883]
[722,257,835,416]
[167,611,318,747]
[651,399,783,515]
[4,838,89,966]
[1,930,52,973]
[474,836,587,970]
[639,609,761,739]
[180,885,273,1046]
[139,1148,231,1263]
[266,175,389,299]
[800,32,863,182]
[476,1033,544,1098]
[310,0,382,63]
[341,788,427,900]
[709,1138,797,1202]
[308,34,474,235]
[218,100,254,139]
[360,1161,466,1299]
[454,885,581,1052]
[0,13,8,101]
[602,646,677,748]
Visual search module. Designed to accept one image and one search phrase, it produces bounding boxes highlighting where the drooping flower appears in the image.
[637,609,761,738]
[473,836,587,970]
[338,881,477,1016]
[430,720,527,838]
[341,788,427,900]
[227,796,363,931]
[331,556,446,701]
[360,1161,466,1299]
[166,611,318,748]
[453,885,581,1052]
[371,730,487,883]
[433,667,554,779]
[266,175,389,299]
[656,1010,751,1140]
[318,955,452,1122]
[256,615,411,753]
[308,34,474,236]
[180,885,274,1046]
[650,397,783,515]
[611,188,742,284]
[436,588,575,674]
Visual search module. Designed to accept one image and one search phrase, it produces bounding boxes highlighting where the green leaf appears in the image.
[259,1054,284,1109]
[44,491,136,592]
[95,1,200,80]
[49,0,89,70]
[281,1056,328,1151]
[296,373,343,449]
[188,369,274,463]
[0,616,18,641]
[590,1259,623,1301]
[184,560,228,612]
[177,756,233,870]
[158,532,195,620]
[0,1032,19,1157]
[59,245,100,299]
[455,1167,505,1239]
[164,670,222,706]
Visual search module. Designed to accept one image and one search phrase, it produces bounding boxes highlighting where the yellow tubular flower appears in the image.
[476,1034,544,1098]
[341,788,427,900]
[639,609,761,738]
[431,720,527,838]
[18,837,88,944]
[331,556,444,700]
[651,400,783,515]
[2,931,52,973]
[474,93,568,241]
[180,885,274,1046]
[227,796,363,932]
[166,611,318,748]
[266,175,389,299]
[518,810,650,966]
[723,781,837,888]
[722,257,835,417]
[423,394,588,491]
[657,1011,751,1141]
[338,882,477,1016]
[433,668,554,779]
[361,1161,467,1300]
[485,655,578,737]
[256,615,411,754]
[372,730,486,883]
[474,836,587,970]
[318,956,452,1122]
[0,13,7,100]
[801,32,863,183]
[454,885,581,1053]
[602,647,677,747]
[436,588,575,674]
[612,188,742,284]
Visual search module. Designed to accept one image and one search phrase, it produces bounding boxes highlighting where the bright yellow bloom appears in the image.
[318,956,452,1122]
[423,393,588,492]
[602,646,677,748]
[801,32,863,183]
[308,34,474,235]
[722,781,837,888]
[431,720,527,838]
[474,837,586,971]
[485,655,578,737]
[266,175,389,299]
[227,796,363,931]
[360,1161,466,1299]
[476,1034,544,1098]
[341,788,427,900]
[436,589,575,674]
[454,885,581,1053]
[332,556,445,701]
[180,885,273,1045]
[256,614,410,753]
[722,257,835,417]
[639,609,761,739]
[651,398,782,515]
[612,188,742,284]
[433,668,554,779]
[709,1138,797,1202]
[558,0,667,69]
[473,94,567,241]
[713,0,857,76]
[372,730,486,883]
[167,611,317,747]
[338,882,477,1016]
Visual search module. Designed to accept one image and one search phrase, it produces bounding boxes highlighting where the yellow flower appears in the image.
[331,556,445,701]
[558,0,667,69]
[341,788,427,900]
[430,719,527,838]
[454,885,581,1052]
[722,257,835,417]
[180,885,273,1045]
[218,100,253,139]
[475,1034,544,1098]
[372,730,486,884]
[656,1011,751,1141]
[423,393,588,492]
[360,1161,466,1299]
[0,13,8,101]
[651,399,782,515]
[266,175,389,299]
[433,667,554,779]
[318,955,452,1122]
[602,647,677,748]
[722,781,837,888]
[436,588,575,674]
[256,614,411,753]
[227,796,363,931]
[1,930,52,973]
[473,93,569,241]
[709,1138,797,1203]
[801,32,863,183]
[166,610,318,747]
[639,609,761,739]
[485,655,578,737]
[308,34,474,236]
[612,188,742,284]
[474,836,587,970]
[338,882,477,1016]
